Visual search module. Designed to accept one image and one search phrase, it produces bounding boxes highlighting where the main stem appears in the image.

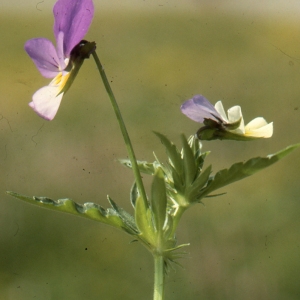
[153,255,165,300]
[92,51,147,205]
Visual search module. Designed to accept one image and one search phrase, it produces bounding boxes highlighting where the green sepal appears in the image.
[6,191,136,235]
[223,117,242,130]
[197,117,257,141]
[198,126,262,141]
[151,168,167,233]
[197,143,300,199]
[59,41,96,96]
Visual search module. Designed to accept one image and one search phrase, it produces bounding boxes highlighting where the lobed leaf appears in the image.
[6,191,136,235]
[197,143,300,199]
[107,196,139,234]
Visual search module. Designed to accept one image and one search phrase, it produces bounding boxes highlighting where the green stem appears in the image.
[92,51,148,205]
[153,255,165,300]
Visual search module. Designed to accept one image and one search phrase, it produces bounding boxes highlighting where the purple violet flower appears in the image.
[181,95,273,141]
[25,0,94,120]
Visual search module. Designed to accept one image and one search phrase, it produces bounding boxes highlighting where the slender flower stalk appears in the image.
[91,51,148,208]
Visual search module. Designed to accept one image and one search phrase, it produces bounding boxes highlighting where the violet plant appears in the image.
[7,0,299,299]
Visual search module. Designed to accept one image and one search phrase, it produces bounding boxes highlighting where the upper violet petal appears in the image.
[181,95,221,123]
[53,0,94,57]
[25,38,60,78]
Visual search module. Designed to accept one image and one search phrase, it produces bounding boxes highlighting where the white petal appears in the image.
[227,105,243,123]
[245,117,268,129]
[30,85,64,121]
[215,101,228,122]
[245,120,273,138]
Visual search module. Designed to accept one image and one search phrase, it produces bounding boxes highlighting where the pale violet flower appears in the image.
[181,95,273,141]
[25,0,94,120]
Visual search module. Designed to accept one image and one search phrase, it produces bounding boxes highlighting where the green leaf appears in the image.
[151,168,167,233]
[6,191,136,235]
[134,196,156,245]
[119,159,157,175]
[107,196,139,234]
[188,165,212,203]
[198,143,300,199]
[181,134,197,186]
[130,182,139,207]
[154,132,182,175]
[163,214,174,241]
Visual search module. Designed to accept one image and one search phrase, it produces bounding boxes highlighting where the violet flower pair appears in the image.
[25,0,273,142]
[25,0,94,120]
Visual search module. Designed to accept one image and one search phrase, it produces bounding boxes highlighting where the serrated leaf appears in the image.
[151,168,167,233]
[197,143,300,199]
[6,191,136,234]
[107,196,139,234]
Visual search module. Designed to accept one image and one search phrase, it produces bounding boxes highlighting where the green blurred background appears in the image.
[1,0,300,299]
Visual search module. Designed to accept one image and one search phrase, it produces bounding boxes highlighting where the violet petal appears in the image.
[25,38,61,78]
[180,95,221,123]
[53,0,94,57]
[56,31,67,69]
